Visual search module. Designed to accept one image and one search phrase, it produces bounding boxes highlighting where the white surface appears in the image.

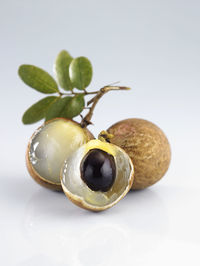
[1,0,200,265]
[1,177,200,265]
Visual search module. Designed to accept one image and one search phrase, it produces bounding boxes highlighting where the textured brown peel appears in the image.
[107,118,171,190]
[26,118,94,191]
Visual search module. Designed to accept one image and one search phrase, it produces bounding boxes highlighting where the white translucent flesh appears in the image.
[61,141,133,208]
[29,119,89,183]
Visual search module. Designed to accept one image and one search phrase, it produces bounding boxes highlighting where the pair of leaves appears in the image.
[19,50,92,124]
[22,95,84,124]
[55,51,93,90]
[46,94,84,121]
[18,51,93,93]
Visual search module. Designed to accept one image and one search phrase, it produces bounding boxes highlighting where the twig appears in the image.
[81,86,130,128]
[57,91,98,97]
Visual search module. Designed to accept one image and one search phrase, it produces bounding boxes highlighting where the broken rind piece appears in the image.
[61,139,134,211]
[26,118,94,190]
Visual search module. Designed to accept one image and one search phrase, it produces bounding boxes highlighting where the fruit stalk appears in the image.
[81,86,130,128]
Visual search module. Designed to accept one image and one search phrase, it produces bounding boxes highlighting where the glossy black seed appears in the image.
[80,149,116,192]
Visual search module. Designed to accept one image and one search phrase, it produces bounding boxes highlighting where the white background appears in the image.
[0,0,200,265]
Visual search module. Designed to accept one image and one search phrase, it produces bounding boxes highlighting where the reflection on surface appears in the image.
[18,254,66,266]
[3,175,200,265]
[20,187,168,265]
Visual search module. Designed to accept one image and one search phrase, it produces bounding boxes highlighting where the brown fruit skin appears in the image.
[107,118,171,190]
[26,118,94,191]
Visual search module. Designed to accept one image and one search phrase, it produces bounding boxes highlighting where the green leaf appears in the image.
[22,96,59,124]
[18,65,59,94]
[66,95,85,118]
[45,95,85,121]
[54,50,74,91]
[45,97,71,121]
[69,57,93,90]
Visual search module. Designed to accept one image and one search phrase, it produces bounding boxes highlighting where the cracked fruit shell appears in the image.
[61,139,134,211]
[26,118,94,191]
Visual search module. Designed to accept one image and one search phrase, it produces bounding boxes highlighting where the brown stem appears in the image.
[57,90,98,97]
[58,91,63,96]
[81,86,130,128]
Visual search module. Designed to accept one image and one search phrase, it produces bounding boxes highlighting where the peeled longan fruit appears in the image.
[61,139,134,211]
[26,118,94,191]
[107,118,171,190]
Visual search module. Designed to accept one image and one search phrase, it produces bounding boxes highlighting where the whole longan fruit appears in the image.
[107,118,171,189]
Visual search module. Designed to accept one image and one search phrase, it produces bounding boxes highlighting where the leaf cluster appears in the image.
[18,51,93,124]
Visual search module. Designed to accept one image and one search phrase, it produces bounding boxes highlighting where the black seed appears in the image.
[80,149,116,192]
